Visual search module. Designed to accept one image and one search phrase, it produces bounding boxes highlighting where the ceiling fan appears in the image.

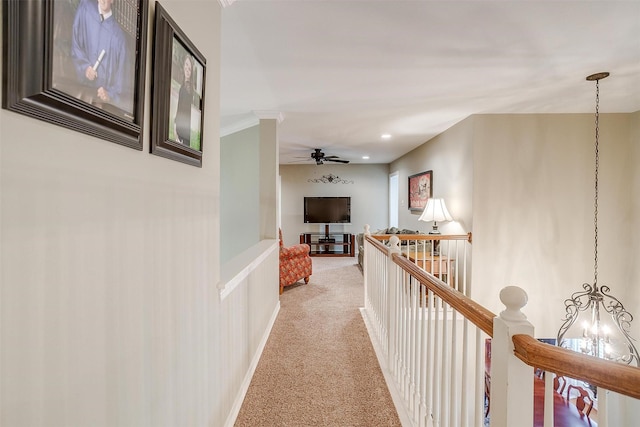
[309,148,350,165]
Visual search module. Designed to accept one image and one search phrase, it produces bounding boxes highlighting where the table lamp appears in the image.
[418,198,453,255]
[418,198,453,234]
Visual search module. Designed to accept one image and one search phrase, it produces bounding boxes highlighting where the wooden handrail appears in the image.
[512,334,640,400]
[369,232,472,243]
[391,253,495,336]
[365,235,391,254]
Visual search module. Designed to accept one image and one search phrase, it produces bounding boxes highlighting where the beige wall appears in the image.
[471,114,636,338]
[629,111,640,340]
[259,119,280,240]
[622,110,639,427]
[1,2,279,426]
[390,117,474,236]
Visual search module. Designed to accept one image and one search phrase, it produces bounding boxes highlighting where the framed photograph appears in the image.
[151,3,206,167]
[408,170,433,211]
[2,0,148,149]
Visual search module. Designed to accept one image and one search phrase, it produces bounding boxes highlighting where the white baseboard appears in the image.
[360,307,414,427]
[224,301,281,427]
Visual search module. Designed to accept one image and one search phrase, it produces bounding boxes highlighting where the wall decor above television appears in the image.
[304,197,351,224]
[307,174,354,184]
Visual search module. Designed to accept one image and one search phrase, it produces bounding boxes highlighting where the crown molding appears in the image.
[220,116,260,137]
[253,110,284,123]
[220,111,284,137]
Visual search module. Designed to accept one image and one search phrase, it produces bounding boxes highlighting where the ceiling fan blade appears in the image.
[305,149,349,164]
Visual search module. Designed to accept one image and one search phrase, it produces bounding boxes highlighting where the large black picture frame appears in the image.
[151,2,206,167]
[2,0,148,150]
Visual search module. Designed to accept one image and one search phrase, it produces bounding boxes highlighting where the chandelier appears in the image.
[556,72,639,367]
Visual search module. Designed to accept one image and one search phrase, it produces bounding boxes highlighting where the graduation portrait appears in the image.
[52,0,142,121]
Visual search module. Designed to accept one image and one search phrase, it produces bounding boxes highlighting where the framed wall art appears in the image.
[2,0,149,149]
[151,2,206,167]
[408,170,433,211]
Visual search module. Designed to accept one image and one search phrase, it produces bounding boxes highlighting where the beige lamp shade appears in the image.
[418,198,452,234]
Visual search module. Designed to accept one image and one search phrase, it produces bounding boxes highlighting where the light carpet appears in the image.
[234,257,401,427]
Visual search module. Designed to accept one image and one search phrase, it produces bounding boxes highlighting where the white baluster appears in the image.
[363,224,370,313]
[441,300,449,427]
[387,236,402,392]
[433,294,441,426]
[475,329,485,427]
[598,387,608,427]
[544,372,554,427]
[450,308,458,426]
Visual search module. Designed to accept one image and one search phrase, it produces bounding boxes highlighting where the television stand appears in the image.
[300,225,355,257]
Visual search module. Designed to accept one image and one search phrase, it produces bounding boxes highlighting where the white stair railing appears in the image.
[361,226,640,427]
[363,228,487,427]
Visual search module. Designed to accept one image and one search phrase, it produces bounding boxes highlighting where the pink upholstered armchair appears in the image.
[279,228,312,294]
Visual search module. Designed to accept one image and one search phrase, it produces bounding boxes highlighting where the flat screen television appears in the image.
[304,197,351,224]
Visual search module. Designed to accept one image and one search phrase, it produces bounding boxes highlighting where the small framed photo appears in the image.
[151,3,206,167]
[2,0,149,149]
[408,170,433,211]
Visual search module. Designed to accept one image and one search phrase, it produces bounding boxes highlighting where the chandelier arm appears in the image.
[599,287,640,366]
[557,284,596,345]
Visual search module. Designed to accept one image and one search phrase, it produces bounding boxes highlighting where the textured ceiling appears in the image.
[220,1,640,164]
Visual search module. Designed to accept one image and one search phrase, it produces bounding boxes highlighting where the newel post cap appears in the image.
[499,286,529,322]
[364,224,371,236]
[389,235,401,253]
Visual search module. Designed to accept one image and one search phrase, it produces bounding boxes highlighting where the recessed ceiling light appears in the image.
[381,134,391,139]
[362,155,370,160]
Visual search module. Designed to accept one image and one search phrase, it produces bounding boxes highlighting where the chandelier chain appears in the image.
[593,79,600,288]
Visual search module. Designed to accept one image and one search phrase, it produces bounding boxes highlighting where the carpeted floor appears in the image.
[234,257,401,427]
